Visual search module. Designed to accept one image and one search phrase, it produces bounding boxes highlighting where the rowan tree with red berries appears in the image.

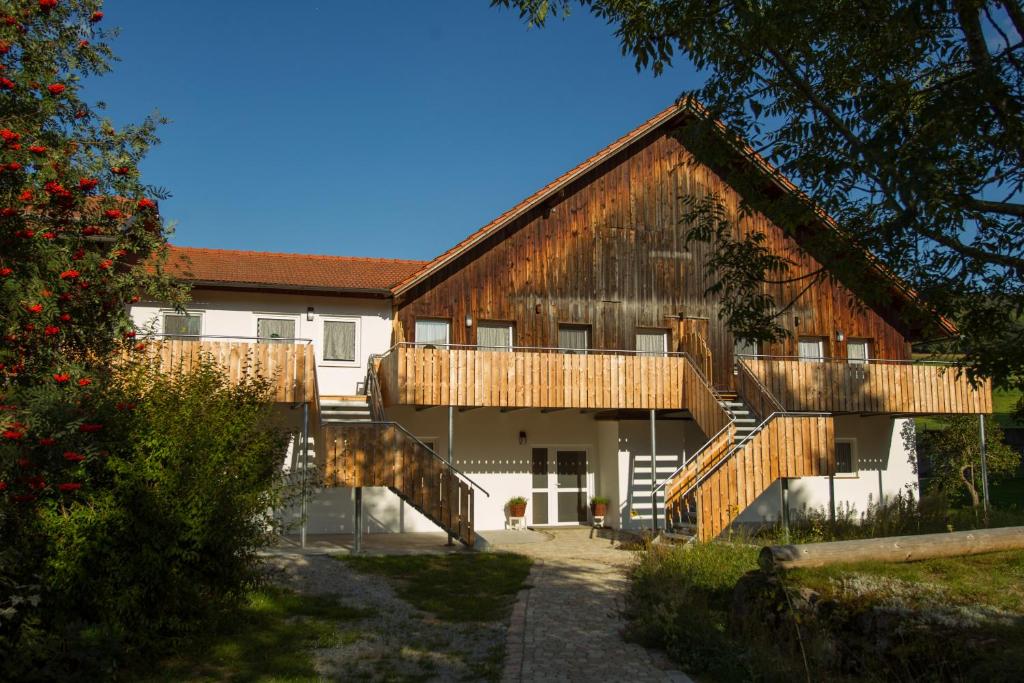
[0,0,181,504]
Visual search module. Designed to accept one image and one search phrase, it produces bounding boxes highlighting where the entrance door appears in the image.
[530,447,590,525]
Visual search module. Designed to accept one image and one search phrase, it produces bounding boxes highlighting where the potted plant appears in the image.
[590,496,609,517]
[507,496,528,518]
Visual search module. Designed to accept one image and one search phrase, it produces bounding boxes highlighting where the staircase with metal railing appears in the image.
[658,344,836,541]
[320,356,487,546]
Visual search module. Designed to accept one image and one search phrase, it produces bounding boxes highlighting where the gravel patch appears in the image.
[261,550,508,681]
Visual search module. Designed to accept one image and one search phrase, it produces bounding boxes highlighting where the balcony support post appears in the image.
[979,415,990,521]
[447,406,455,546]
[828,474,836,524]
[780,478,791,543]
[650,410,658,533]
[301,401,308,549]
[354,487,363,554]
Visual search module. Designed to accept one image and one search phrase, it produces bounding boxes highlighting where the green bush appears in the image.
[2,355,289,679]
[624,541,760,679]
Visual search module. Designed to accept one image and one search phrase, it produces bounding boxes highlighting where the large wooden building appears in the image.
[133,102,990,544]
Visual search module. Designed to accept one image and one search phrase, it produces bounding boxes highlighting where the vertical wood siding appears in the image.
[396,133,910,389]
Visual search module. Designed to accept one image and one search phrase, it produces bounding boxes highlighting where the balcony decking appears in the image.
[139,338,318,405]
[739,357,991,415]
[377,344,692,410]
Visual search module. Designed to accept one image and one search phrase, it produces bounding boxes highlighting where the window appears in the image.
[734,337,760,358]
[636,329,668,356]
[257,317,295,343]
[323,320,357,362]
[160,311,200,339]
[798,337,825,362]
[415,319,450,347]
[835,440,858,476]
[558,324,590,353]
[162,312,201,340]
[477,321,513,351]
[847,339,870,364]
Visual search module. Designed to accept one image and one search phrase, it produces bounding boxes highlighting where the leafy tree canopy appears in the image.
[494,0,1024,388]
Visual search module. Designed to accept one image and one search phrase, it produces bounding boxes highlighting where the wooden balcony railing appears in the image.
[135,336,318,405]
[377,343,691,410]
[738,356,991,415]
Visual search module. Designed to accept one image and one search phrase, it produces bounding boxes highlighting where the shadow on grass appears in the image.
[142,586,374,682]
[338,552,532,622]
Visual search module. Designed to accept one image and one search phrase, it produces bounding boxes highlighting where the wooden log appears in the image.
[759,526,1024,571]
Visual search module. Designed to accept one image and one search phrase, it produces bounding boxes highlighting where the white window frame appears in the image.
[557,324,591,353]
[476,321,514,351]
[414,318,451,348]
[252,313,300,343]
[320,315,360,367]
[160,309,204,339]
[846,339,870,364]
[529,443,594,526]
[834,438,859,478]
[635,328,669,356]
[798,337,826,363]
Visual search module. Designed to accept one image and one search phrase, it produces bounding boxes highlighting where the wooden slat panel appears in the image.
[739,358,991,415]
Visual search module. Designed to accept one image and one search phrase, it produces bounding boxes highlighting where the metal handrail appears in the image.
[651,420,733,493]
[330,419,491,497]
[735,358,785,414]
[736,353,960,366]
[141,333,314,344]
[390,340,689,357]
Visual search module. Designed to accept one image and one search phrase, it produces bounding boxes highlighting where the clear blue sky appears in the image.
[86,1,700,261]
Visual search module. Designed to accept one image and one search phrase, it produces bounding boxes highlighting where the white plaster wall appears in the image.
[616,419,707,530]
[130,288,393,396]
[735,416,918,525]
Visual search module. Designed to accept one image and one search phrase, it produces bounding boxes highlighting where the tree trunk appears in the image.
[961,466,980,508]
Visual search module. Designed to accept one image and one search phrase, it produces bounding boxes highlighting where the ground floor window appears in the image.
[835,439,858,476]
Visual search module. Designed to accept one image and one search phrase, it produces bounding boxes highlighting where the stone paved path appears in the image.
[490,528,692,683]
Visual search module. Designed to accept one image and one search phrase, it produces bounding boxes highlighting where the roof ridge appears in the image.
[168,245,428,265]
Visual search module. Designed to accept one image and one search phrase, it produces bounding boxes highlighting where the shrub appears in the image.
[2,354,289,679]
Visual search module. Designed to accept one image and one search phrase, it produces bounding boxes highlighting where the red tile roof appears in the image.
[165,246,427,293]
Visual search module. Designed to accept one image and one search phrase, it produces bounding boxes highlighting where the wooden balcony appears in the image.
[738,357,991,415]
[376,344,695,410]
[138,337,318,405]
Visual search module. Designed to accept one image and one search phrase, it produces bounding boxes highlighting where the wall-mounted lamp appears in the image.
[306,307,314,322]
[836,330,845,342]
[465,315,473,327]
[518,431,527,445]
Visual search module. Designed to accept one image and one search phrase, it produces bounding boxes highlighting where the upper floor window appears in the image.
[734,337,760,358]
[847,339,870,365]
[323,319,357,362]
[798,337,825,362]
[636,329,668,356]
[162,311,201,340]
[415,318,450,347]
[835,439,858,476]
[257,317,295,344]
[558,324,590,353]
[477,321,513,351]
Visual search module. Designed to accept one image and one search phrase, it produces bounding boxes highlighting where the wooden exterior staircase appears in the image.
[662,340,837,541]
[321,357,486,546]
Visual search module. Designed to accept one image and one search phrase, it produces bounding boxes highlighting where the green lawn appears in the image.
[141,586,375,682]
[338,552,533,622]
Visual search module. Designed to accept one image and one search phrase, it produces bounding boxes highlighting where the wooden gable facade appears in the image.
[392,109,910,388]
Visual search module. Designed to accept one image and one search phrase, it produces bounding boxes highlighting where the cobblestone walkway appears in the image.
[490,528,692,683]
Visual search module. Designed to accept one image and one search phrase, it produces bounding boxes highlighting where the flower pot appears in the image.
[591,502,608,517]
[509,502,527,518]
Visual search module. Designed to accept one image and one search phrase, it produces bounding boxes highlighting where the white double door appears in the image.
[530,446,591,525]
